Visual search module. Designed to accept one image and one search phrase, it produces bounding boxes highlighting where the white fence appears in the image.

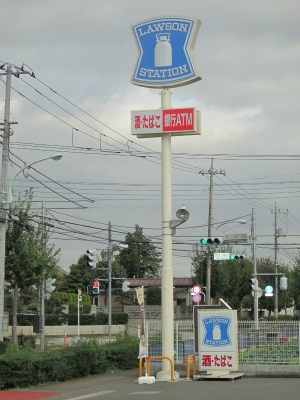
[146,320,300,365]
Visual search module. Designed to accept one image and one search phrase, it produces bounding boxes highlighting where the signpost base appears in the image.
[194,372,244,382]
[138,376,155,384]
[156,370,180,382]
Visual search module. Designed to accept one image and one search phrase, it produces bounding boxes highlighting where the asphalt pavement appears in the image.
[1,368,299,400]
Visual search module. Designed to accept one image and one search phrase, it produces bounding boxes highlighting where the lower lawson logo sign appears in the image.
[131,108,201,138]
[202,316,232,347]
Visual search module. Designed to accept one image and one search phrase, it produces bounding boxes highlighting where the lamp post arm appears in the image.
[7,154,62,203]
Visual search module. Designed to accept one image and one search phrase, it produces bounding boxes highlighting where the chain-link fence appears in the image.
[146,320,300,365]
[238,320,299,365]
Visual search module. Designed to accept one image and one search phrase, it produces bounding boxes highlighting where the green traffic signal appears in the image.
[230,254,245,260]
[200,238,207,245]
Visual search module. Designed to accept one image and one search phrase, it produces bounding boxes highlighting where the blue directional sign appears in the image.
[131,16,201,88]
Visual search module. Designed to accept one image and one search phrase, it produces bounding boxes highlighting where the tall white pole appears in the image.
[0,66,11,341]
[158,88,174,381]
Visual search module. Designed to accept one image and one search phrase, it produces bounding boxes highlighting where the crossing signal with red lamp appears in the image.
[86,249,96,268]
[230,254,245,260]
[93,281,99,294]
[200,237,224,246]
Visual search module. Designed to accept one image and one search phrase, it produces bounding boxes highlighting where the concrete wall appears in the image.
[5,324,126,337]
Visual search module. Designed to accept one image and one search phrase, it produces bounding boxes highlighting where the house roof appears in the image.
[127,278,192,288]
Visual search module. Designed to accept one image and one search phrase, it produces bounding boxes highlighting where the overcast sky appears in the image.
[1,0,299,277]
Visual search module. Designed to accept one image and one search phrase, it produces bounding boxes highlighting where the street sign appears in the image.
[78,289,82,295]
[192,285,201,294]
[224,233,248,243]
[265,285,273,297]
[131,107,201,138]
[214,253,230,261]
[131,16,201,88]
[193,294,201,303]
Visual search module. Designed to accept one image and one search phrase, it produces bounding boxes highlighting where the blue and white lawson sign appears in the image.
[202,316,232,347]
[198,310,238,373]
[131,16,201,88]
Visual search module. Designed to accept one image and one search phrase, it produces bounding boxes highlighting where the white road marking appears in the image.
[130,392,162,395]
[67,390,116,399]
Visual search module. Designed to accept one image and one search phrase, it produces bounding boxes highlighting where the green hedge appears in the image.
[9,313,128,327]
[0,338,10,356]
[0,338,139,390]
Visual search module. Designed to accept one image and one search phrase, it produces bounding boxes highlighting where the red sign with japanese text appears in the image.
[162,108,194,131]
[131,108,200,137]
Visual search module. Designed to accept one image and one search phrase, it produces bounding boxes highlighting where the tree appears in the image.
[59,265,83,294]
[5,190,60,344]
[75,254,98,293]
[190,243,207,287]
[146,286,161,305]
[118,225,161,278]
[289,251,300,311]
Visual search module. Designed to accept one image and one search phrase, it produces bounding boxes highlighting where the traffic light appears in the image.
[122,280,130,292]
[249,278,258,292]
[200,237,224,245]
[230,254,245,260]
[93,281,99,294]
[280,276,288,290]
[86,249,96,268]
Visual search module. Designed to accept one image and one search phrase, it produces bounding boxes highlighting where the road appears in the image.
[1,368,299,400]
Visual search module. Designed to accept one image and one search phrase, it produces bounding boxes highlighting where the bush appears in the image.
[9,314,34,326]
[0,338,139,390]
[95,313,107,325]
[0,338,10,355]
[146,285,161,305]
[27,303,38,311]
[112,313,128,325]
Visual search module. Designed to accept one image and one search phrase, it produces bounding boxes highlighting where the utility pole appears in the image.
[0,64,35,341]
[274,203,278,319]
[41,201,46,352]
[199,159,225,305]
[0,66,11,341]
[251,208,258,330]
[271,203,288,319]
[108,221,112,337]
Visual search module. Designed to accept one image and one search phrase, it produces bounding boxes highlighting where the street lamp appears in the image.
[214,219,247,231]
[7,153,63,203]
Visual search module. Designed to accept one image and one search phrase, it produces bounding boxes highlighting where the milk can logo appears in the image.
[202,316,232,347]
[131,16,201,88]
